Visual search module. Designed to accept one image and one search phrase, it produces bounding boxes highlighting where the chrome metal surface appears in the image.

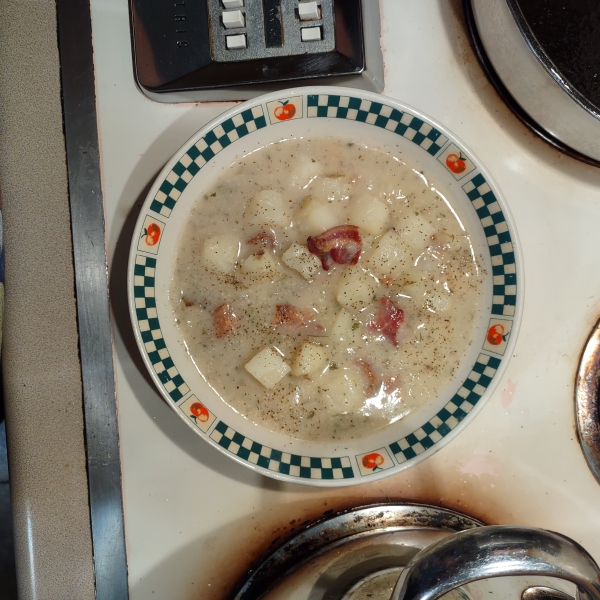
[575,319,600,486]
[470,0,600,162]
[342,569,404,600]
[231,504,482,600]
[522,587,574,600]
[56,0,129,597]
[392,527,600,600]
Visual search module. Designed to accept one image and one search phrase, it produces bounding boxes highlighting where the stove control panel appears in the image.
[130,0,376,99]
[207,0,335,63]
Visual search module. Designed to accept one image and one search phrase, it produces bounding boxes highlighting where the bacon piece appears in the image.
[356,359,379,395]
[272,304,324,335]
[213,303,239,338]
[247,230,276,248]
[306,225,362,270]
[368,297,405,346]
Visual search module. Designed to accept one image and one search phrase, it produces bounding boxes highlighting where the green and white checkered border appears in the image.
[210,421,355,480]
[307,94,448,155]
[149,106,267,218]
[389,353,502,463]
[463,173,517,317]
[133,255,190,402]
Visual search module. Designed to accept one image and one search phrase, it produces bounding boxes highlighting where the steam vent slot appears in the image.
[263,0,283,47]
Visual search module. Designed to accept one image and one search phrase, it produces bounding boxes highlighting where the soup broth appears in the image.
[171,136,484,442]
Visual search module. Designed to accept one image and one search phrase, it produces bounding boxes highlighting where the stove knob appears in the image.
[223,10,245,29]
[226,33,247,49]
[298,2,321,21]
[301,26,322,42]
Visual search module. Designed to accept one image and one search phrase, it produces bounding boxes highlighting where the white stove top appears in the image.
[90,0,600,597]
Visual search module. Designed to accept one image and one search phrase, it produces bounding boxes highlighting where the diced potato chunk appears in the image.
[314,176,351,201]
[240,251,285,282]
[289,155,322,188]
[295,196,341,235]
[244,190,290,229]
[331,308,353,338]
[245,347,291,389]
[201,234,240,274]
[320,369,365,413]
[336,268,378,311]
[331,308,361,343]
[348,194,389,235]
[291,342,328,378]
[366,229,409,280]
[398,214,436,251]
[281,242,321,280]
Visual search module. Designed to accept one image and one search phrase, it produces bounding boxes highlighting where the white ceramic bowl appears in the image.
[128,86,522,486]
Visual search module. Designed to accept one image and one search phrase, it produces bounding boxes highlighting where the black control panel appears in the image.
[129,0,364,93]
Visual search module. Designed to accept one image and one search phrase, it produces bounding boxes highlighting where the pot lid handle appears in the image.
[392,526,600,600]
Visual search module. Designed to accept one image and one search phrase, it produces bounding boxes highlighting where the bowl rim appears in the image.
[127,85,524,487]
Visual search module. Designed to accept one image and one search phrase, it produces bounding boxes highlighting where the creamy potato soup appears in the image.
[171,137,484,442]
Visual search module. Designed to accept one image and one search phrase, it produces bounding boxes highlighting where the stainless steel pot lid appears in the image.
[465,0,600,166]
[230,504,598,600]
[231,504,482,600]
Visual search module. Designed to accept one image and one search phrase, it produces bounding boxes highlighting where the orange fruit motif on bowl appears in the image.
[144,223,161,246]
[362,452,385,470]
[487,324,506,346]
[274,100,296,121]
[190,401,210,422]
[446,152,467,174]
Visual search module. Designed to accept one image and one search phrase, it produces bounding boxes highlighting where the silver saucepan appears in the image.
[232,504,600,600]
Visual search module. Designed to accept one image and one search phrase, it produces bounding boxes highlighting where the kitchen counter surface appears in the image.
[87,0,600,598]
[0,1,96,598]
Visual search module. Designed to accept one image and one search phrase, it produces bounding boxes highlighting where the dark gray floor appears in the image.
[0,420,17,599]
